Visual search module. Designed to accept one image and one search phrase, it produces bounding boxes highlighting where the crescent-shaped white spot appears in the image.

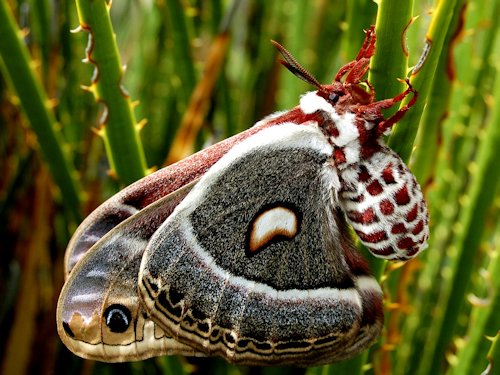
[249,206,299,253]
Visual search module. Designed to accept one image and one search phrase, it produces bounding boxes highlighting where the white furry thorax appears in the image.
[300,91,368,168]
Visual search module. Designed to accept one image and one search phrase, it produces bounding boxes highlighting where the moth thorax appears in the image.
[331,141,362,170]
[338,147,429,261]
[324,115,377,170]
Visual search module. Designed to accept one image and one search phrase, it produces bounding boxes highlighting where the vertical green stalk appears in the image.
[27,0,52,78]
[389,0,457,162]
[410,50,453,186]
[74,0,148,184]
[417,47,500,375]
[400,1,499,373]
[392,3,466,373]
[483,332,500,375]
[342,0,377,61]
[451,222,500,375]
[369,0,413,107]
[163,0,197,107]
[277,0,315,109]
[0,1,82,221]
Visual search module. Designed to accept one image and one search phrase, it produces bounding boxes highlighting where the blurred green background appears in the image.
[1,0,499,374]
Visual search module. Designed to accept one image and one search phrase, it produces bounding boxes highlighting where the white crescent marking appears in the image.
[249,206,298,253]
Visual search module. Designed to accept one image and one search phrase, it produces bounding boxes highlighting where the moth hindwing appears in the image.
[58,25,428,366]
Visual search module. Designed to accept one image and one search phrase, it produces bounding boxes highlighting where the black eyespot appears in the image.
[104,304,131,333]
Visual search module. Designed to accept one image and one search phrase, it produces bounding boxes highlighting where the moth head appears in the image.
[272,26,416,167]
[272,25,377,113]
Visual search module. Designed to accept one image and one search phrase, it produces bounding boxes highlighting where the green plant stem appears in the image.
[277,1,315,109]
[342,0,377,61]
[392,4,466,372]
[484,332,500,375]
[417,44,500,375]
[389,0,457,162]
[0,1,82,221]
[369,0,413,107]
[410,51,452,186]
[75,0,148,185]
[451,222,500,375]
[28,0,52,78]
[163,0,197,107]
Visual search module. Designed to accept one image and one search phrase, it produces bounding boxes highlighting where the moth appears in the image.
[57,26,429,366]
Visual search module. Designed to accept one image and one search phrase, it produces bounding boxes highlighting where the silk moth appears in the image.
[57,26,428,366]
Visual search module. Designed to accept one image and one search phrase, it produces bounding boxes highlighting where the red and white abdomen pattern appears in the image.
[338,148,429,261]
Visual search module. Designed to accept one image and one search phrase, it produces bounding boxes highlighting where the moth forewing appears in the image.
[57,181,205,362]
[138,123,384,366]
[64,115,284,276]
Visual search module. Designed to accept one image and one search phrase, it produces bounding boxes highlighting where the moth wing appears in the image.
[139,123,383,366]
[57,180,205,362]
[64,167,202,276]
[64,119,279,275]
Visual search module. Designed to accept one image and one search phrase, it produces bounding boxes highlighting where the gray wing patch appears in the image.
[139,124,383,366]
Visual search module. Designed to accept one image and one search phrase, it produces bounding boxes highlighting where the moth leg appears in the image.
[354,79,417,134]
[376,80,418,135]
[354,25,376,60]
[335,26,376,83]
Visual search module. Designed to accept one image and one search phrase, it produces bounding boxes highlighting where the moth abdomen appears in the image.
[339,148,429,260]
